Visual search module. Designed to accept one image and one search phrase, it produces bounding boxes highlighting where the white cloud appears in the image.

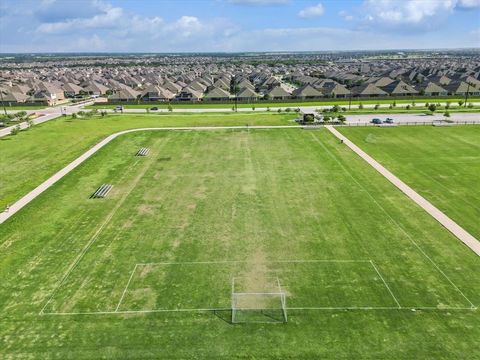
[457,0,480,8]
[339,10,353,21]
[298,3,325,18]
[363,0,456,29]
[37,6,123,33]
[228,0,289,5]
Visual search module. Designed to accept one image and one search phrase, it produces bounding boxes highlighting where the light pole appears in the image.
[464,82,470,108]
[0,90,7,115]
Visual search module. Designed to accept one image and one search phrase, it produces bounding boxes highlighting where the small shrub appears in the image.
[406,105,411,110]
[374,104,380,110]
[10,125,21,135]
[468,103,474,108]
[358,103,364,109]
[458,101,464,106]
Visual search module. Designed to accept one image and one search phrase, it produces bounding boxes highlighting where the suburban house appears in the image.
[63,83,84,97]
[266,86,291,100]
[320,83,350,98]
[350,83,388,97]
[380,80,418,96]
[236,87,261,102]
[83,81,109,96]
[203,87,231,101]
[416,82,448,96]
[292,84,323,99]
[175,87,204,101]
[108,86,140,102]
[140,85,175,101]
[445,81,480,96]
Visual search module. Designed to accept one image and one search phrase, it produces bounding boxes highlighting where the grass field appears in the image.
[0,113,295,209]
[338,126,480,241]
[0,128,479,358]
[86,97,480,110]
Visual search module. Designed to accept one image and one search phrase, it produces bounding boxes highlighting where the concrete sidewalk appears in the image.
[325,125,480,256]
[0,125,300,224]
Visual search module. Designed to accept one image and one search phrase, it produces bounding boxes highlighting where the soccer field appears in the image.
[1,128,479,358]
[338,126,480,241]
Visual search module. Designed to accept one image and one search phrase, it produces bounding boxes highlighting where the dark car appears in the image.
[150,107,159,111]
[385,118,394,124]
[371,118,382,124]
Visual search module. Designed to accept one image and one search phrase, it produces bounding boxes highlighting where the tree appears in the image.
[419,89,425,96]
[458,101,464,107]
[71,113,78,119]
[10,125,20,135]
[337,114,346,123]
[168,104,173,112]
[392,101,396,107]
[323,115,331,122]
[358,103,364,109]
[252,105,255,111]
[406,105,411,110]
[445,102,450,109]
[374,104,380,110]
[443,111,450,119]
[428,104,437,113]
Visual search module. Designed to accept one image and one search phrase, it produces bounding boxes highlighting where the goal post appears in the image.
[231,277,287,324]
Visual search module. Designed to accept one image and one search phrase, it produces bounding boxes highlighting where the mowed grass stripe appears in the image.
[0,129,479,358]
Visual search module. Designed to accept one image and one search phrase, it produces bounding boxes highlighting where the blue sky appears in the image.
[0,0,479,53]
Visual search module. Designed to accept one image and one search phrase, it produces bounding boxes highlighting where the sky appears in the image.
[0,0,479,53]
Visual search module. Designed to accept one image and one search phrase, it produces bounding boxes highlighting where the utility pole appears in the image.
[234,77,238,112]
[0,90,7,115]
[464,82,470,108]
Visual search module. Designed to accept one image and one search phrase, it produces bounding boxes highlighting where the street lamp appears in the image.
[0,90,7,115]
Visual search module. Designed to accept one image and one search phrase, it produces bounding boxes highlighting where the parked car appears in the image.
[114,106,124,112]
[371,118,382,124]
[150,107,159,111]
[385,118,394,124]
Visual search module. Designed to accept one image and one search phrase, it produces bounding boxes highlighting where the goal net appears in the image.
[231,276,287,324]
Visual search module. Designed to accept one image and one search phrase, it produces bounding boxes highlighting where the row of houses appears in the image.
[1,55,480,104]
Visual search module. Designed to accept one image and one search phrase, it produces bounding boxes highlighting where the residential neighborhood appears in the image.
[1,51,480,106]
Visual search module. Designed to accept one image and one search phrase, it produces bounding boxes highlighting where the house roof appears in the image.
[351,83,388,96]
[267,86,291,97]
[204,87,231,99]
[292,84,323,97]
[237,87,260,98]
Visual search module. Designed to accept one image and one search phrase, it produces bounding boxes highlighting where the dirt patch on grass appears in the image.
[137,204,154,215]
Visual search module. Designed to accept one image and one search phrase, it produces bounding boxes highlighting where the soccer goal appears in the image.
[231,276,287,324]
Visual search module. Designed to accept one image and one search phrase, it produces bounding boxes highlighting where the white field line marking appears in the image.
[370,260,401,308]
[136,259,371,266]
[40,306,478,316]
[40,138,167,315]
[310,132,476,309]
[115,264,138,312]
[0,125,299,224]
[326,125,480,257]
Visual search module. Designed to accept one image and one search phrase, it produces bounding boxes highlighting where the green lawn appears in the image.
[86,97,480,110]
[0,128,478,358]
[0,113,295,209]
[338,126,480,240]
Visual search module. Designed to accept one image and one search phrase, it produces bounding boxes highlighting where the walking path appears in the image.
[0,101,93,138]
[325,125,480,256]
[0,125,298,224]
[2,123,480,257]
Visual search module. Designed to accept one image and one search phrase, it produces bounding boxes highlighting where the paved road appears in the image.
[2,99,479,138]
[0,101,94,138]
[326,125,480,257]
[2,122,479,258]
